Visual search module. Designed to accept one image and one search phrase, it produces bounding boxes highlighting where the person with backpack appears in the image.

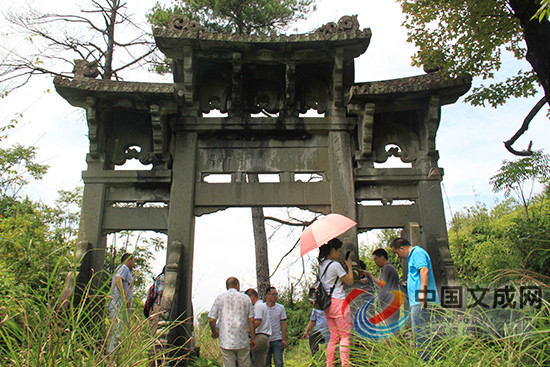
[148,266,165,335]
[318,238,354,367]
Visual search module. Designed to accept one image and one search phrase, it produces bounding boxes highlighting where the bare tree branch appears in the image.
[504,96,547,156]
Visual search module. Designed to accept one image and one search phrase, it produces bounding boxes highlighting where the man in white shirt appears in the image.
[209,277,257,367]
[245,288,272,367]
[265,286,287,367]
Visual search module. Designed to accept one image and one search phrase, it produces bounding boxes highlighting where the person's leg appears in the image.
[332,315,351,367]
[271,340,284,367]
[220,348,238,367]
[308,330,322,356]
[265,342,273,367]
[236,346,252,367]
[149,303,161,336]
[253,334,269,367]
[410,304,430,361]
[324,316,339,367]
[108,306,126,353]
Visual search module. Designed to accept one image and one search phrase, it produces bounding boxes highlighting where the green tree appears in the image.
[0,144,48,199]
[397,0,550,155]
[489,150,550,218]
[148,0,316,35]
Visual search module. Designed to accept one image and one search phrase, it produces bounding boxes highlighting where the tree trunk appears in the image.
[103,0,120,79]
[509,0,550,109]
[248,173,270,298]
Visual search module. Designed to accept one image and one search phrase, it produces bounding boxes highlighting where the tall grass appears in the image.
[350,301,550,366]
[0,260,188,367]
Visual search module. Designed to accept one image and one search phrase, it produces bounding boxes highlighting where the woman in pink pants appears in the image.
[318,238,354,367]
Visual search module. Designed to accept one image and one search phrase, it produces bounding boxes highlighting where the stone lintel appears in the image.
[356,204,421,230]
[103,206,169,233]
[82,169,172,184]
[194,181,330,207]
[354,167,444,183]
[174,116,355,133]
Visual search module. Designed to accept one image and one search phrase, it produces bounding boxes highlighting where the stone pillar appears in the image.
[328,130,358,256]
[163,130,198,349]
[415,175,457,290]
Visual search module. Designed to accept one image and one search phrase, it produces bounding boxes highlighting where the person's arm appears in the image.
[418,267,429,306]
[301,320,316,339]
[209,318,219,339]
[340,257,354,286]
[254,319,261,328]
[281,319,288,348]
[114,275,130,308]
[364,271,383,286]
[249,317,257,350]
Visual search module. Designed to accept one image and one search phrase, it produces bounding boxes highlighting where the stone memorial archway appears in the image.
[55,15,471,355]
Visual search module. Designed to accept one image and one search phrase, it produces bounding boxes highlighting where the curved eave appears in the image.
[346,72,472,108]
[54,76,175,108]
[153,27,371,60]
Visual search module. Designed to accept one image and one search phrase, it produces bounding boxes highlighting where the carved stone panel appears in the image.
[104,108,154,167]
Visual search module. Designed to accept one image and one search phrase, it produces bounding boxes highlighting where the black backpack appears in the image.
[308,261,338,310]
[143,279,158,318]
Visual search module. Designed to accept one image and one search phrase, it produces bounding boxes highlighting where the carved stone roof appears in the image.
[54,76,175,107]
[154,15,371,60]
[346,71,472,107]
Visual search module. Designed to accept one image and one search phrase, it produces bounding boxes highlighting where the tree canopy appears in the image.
[397,0,550,155]
[148,0,316,35]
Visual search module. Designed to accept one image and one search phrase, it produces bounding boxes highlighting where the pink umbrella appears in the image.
[300,213,357,256]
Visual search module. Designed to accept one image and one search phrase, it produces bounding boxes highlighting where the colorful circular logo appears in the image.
[343,288,410,339]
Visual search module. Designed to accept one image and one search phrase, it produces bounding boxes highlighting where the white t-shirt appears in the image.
[319,259,347,300]
[253,300,272,336]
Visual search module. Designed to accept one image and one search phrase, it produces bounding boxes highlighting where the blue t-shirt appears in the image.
[407,246,439,306]
[310,309,330,343]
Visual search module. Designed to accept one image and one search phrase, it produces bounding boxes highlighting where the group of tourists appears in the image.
[208,278,287,367]
[105,234,439,366]
[315,236,440,366]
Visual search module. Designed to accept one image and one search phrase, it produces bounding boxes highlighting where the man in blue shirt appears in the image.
[390,237,439,360]
[301,309,329,356]
[108,253,135,353]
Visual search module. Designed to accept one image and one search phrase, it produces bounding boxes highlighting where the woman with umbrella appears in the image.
[318,238,354,367]
[300,214,356,367]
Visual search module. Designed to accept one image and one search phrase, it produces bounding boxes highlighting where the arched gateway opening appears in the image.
[54,15,471,358]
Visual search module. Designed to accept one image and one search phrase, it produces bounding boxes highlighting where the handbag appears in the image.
[308,261,338,310]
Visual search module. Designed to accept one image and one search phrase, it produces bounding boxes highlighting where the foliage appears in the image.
[448,192,550,283]
[490,150,550,218]
[0,144,48,199]
[148,0,316,35]
[533,0,550,21]
[396,0,539,108]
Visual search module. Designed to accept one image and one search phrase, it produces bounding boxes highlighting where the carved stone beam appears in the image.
[285,60,296,117]
[359,103,375,157]
[420,95,441,168]
[182,46,194,107]
[329,47,345,116]
[85,96,99,160]
[230,52,243,116]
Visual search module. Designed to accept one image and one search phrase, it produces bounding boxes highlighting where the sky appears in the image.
[1,0,549,314]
